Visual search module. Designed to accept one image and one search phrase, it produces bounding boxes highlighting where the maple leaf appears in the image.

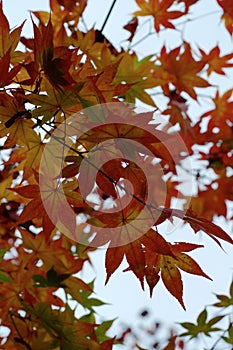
[75,109,174,168]
[0,89,35,149]
[123,17,138,42]
[183,113,233,152]
[44,0,88,41]
[134,0,184,33]
[0,1,25,57]
[1,0,233,342]
[161,207,233,247]
[157,43,210,99]
[24,80,85,125]
[192,177,232,223]
[180,308,223,338]
[88,198,160,247]
[200,89,233,133]
[214,280,233,308]
[86,59,132,103]
[31,16,76,90]
[13,178,65,236]
[199,46,233,76]
[114,53,158,106]
[186,213,233,247]
[11,183,55,237]
[196,142,233,177]
[162,336,177,350]
[104,228,211,309]
[162,89,193,136]
[18,231,92,310]
[0,49,21,87]
[0,1,9,56]
[217,0,233,35]
[13,171,94,240]
[45,48,76,88]
[22,302,103,350]
[104,231,172,290]
[189,186,227,221]
[0,117,35,150]
[6,131,45,178]
[62,155,82,178]
[144,241,211,308]
[105,240,146,288]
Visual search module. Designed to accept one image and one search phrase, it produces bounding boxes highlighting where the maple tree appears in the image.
[0,0,233,349]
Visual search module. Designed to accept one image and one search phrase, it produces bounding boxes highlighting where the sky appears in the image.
[2,0,233,347]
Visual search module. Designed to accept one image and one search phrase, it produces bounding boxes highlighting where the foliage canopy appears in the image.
[0,0,232,349]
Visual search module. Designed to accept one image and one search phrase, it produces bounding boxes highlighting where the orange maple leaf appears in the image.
[191,176,233,221]
[199,46,233,76]
[156,43,210,99]
[134,0,184,33]
[217,0,233,35]
[200,89,233,133]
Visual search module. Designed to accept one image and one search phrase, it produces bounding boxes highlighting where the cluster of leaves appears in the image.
[118,280,233,349]
[0,0,232,349]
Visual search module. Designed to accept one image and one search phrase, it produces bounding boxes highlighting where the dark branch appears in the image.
[100,0,118,33]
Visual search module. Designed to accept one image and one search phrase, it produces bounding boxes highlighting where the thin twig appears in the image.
[10,312,32,350]
[209,326,230,350]
[130,31,154,49]
[39,123,162,224]
[100,0,118,33]
[130,10,221,49]
[81,15,88,32]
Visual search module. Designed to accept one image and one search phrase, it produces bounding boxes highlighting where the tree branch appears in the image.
[100,0,118,33]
